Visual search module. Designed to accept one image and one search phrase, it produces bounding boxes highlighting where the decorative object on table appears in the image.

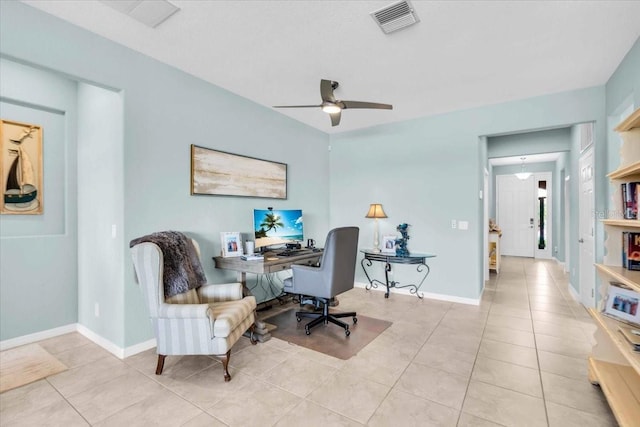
[381,234,396,253]
[190,145,287,199]
[489,218,502,237]
[395,223,410,256]
[1,119,43,215]
[221,231,243,257]
[365,203,387,253]
[603,283,640,326]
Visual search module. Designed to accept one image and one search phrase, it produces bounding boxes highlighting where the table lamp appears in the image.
[365,203,387,253]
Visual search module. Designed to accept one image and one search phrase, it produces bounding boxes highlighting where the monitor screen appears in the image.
[253,209,303,250]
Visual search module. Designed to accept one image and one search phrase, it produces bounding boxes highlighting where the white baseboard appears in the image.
[552,257,565,269]
[2,323,155,359]
[567,282,580,302]
[354,282,480,306]
[0,323,77,351]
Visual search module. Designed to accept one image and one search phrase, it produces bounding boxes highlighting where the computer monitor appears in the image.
[253,209,303,251]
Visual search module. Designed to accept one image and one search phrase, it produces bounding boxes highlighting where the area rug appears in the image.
[0,343,67,393]
[262,308,392,360]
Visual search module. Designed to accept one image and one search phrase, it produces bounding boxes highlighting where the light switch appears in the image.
[451,220,457,229]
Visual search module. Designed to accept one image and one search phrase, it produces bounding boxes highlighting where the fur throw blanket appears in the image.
[130,231,207,298]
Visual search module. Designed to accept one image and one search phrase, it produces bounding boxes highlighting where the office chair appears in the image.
[283,226,359,336]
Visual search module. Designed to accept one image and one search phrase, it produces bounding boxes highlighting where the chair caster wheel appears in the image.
[296,316,301,322]
[305,328,311,335]
[345,329,350,337]
[353,317,358,324]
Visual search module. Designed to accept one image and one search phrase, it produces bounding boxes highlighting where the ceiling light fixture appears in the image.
[321,104,341,114]
[515,157,532,180]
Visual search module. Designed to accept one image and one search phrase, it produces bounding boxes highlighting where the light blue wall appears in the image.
[330,87,605,301]
[0,59,79,340]
[0,1,330,347]
[488,127,571,159]
[554,152,570,263]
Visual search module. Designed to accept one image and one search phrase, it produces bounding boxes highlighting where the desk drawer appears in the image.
[264,256,321,273]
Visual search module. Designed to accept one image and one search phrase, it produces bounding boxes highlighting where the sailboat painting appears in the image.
[1,119,43,214]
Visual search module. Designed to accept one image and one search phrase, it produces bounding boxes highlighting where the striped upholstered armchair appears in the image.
[131,238,257,382]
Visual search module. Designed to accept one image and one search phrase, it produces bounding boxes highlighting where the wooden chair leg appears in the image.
[155,354,166,375]
[220,350,232,382]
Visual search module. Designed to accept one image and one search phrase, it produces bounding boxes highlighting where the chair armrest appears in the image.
[198,283,243,303]
[157,303,211,319]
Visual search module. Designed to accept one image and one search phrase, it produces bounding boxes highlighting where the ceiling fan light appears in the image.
[515,172,532,180]
[322,104,341,114]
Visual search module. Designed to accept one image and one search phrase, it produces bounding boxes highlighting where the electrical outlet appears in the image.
[94,303,100,317]
[451,220,457,229]
[459,221,469,230]
[111,224,117,238]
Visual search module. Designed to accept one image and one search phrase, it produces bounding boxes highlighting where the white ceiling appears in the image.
[20,0,640,134]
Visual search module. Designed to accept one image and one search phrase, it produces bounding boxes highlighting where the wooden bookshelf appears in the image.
[608,160,640,180]
[602,219,640,228]
[592,107,640,424]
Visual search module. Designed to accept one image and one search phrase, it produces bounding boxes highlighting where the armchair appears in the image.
[283,226,359,336]
[131,237,256,382]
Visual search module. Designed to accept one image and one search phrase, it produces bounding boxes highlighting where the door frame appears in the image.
[534,172,553,259]
[579,145,595,308]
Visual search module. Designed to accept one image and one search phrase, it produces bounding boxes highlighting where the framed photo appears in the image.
[381,235,397,253]
[221,232,243,257]
[191,145,287,199]
[1,119,43,214]
[603,284,640,326]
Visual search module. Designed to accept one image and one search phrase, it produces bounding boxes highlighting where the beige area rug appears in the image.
[262,308,392,360]
[0,343,68,393]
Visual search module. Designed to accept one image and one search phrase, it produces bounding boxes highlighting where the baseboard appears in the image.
[0,323,76,351]
[552,257,565,269]
[567,282,580,302]
[1,323,156,359]
[354,282,480,306]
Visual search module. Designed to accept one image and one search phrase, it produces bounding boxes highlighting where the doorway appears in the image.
[535,172,552,259]
[497,174,535,257]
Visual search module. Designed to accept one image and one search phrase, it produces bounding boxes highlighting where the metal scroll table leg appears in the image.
[384,262,391,298]
[361,258,387,293]
[389,263,430,299]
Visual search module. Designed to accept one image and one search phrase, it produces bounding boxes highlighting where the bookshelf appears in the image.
[489,231,500,273]
[590,107,640,427]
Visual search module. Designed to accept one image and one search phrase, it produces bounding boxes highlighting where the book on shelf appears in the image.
[618,326,640,351]
[241,254,264,261]
[622,231,640,271]
[622,182,640,219]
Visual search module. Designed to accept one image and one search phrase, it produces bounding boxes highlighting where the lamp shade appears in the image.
[365,203,388,219]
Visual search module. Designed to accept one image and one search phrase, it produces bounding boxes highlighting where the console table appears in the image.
[360,250,436,299]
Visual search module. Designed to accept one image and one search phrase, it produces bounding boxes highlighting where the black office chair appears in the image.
[283,227,359,336]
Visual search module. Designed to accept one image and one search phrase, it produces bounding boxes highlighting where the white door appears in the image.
[484,169,489,281]
[497,174,535,257]
[579,146,595,307]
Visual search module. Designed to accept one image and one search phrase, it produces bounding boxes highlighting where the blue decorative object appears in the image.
[395,223,410,256]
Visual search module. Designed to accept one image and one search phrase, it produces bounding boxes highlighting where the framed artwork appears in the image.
[604,284,640,326]
[221,231,243,257]
[381,235,397,253]
[191,145,287,199]
[0,119,43,214]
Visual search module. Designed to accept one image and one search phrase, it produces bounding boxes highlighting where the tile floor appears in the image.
[0,257,618,426]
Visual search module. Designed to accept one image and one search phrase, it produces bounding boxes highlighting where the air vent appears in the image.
[370,1,420,34]
[99,0,180,28]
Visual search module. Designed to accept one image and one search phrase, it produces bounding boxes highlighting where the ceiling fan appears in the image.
[273,79,393,127]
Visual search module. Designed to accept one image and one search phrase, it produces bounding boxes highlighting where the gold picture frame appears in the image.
[190,145,287,199]
[0,119,43,215]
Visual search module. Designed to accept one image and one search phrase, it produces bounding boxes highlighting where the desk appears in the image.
[213,250,323,342]
[360,250,436,299]
[213,250,322,286]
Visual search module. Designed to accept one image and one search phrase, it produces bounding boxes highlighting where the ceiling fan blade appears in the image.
[330,111,341,127]
[320,79,336,102]
[341,100,393,110]
[272,105,321,108]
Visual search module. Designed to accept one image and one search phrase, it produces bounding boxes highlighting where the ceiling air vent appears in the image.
[99,0,180,28]
[370,0,420,34]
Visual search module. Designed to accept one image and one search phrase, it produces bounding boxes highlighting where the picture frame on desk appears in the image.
[603,283,640,326]
[221,232,243,257]
[381,235,396,253]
